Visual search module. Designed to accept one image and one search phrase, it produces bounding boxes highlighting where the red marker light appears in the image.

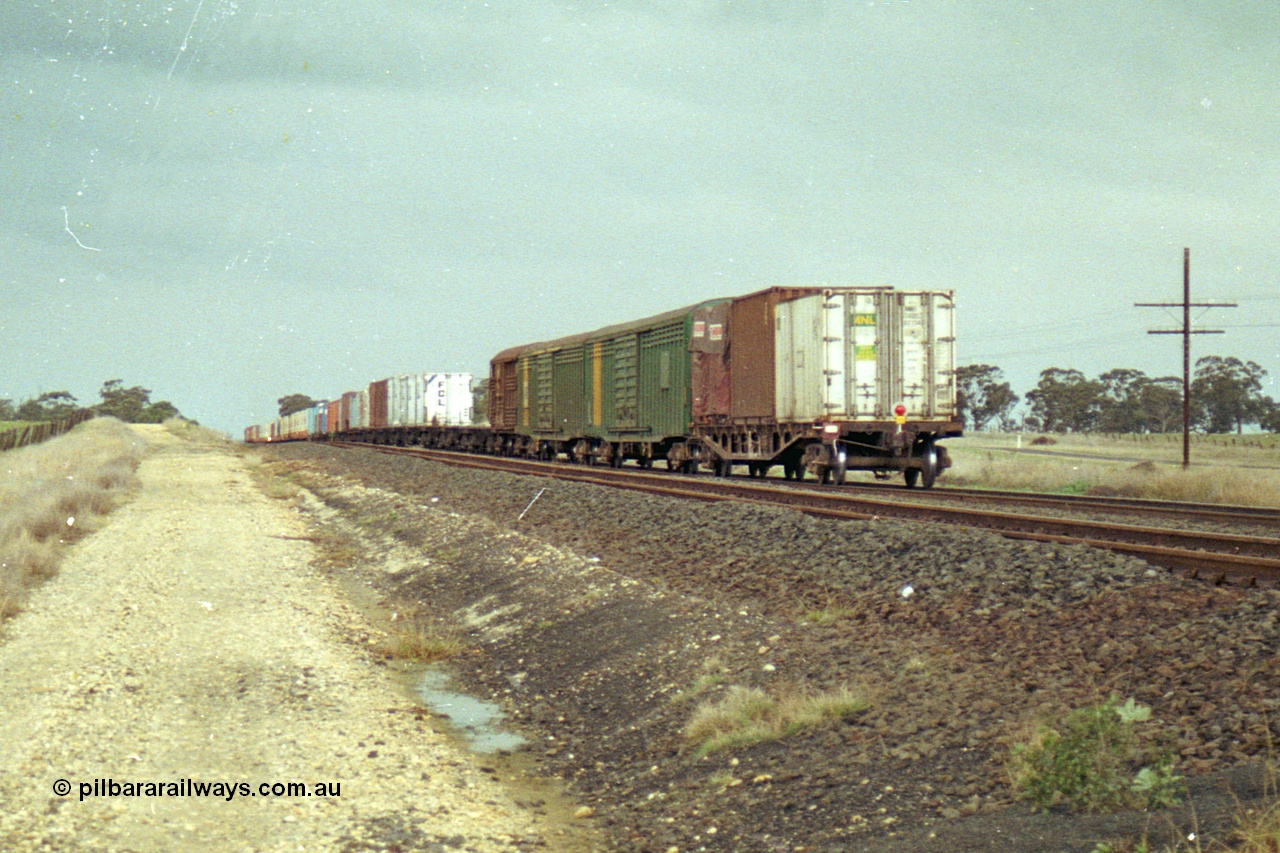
[894,404,907,417]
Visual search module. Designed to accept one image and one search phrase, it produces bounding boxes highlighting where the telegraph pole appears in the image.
[1135,248,1236,468]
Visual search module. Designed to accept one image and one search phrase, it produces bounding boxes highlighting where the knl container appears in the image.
[774,289,956,422]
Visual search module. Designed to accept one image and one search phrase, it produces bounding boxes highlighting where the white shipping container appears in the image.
[388,376,405,427]
[775,289,956,422]
[424,373,474,425]
[406,374,425,425]
[388,374,418,427]
[354,389,369,429]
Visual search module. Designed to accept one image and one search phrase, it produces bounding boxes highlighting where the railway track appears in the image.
[835,481,1280,530]
[331,441,1280,586]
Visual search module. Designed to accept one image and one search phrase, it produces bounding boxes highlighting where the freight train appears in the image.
[246,286,962,488]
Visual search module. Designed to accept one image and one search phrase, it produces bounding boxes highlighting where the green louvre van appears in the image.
[489,299,732,466]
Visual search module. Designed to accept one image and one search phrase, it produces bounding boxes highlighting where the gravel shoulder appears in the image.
[267,442,1280,853]
[0,426,588,852]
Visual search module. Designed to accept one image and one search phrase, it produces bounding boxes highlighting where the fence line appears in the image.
[0,409,97,452]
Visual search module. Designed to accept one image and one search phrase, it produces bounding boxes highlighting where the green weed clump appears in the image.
[684,683,870,757]
[0,418,144,618]
[1010,696,1184,813]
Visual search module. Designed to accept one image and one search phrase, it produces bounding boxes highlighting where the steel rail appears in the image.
[833,481,1280,528]
[331,442,1280,585]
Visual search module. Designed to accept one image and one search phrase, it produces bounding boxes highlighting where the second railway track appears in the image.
[332,441,1280,587]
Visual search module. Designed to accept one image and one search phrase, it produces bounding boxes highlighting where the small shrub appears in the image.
[377,608,463,663]
[1009,696,1184,813]
[801,606,856,626]
[380,629,462,663]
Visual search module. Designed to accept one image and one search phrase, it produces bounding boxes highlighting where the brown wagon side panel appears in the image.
[368,379,389,429]
[727,287,821,419]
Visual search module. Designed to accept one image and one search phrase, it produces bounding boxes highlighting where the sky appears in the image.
[2,1,1277,435]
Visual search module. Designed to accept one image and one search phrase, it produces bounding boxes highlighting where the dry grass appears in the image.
[0,417,144,619]
[670,656,731,704]
[164,418,233,446]
[684,683,871,756]
[377,607,463,663]
[243,455,305,504]
[1228,802,1280,852]
[946,433,1280,507]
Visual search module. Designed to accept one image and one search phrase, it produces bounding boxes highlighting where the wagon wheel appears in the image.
[830,452,847,486]
[610,444,625,468]
[904,468,921,488]
[920,440,940,489]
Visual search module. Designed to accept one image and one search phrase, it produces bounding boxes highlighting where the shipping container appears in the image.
[367,379,388,429]
[774,289,956,422]
[327,400,340,435]
[339,391,359,432]
[312,401,328,435]
[726,287,823,419]
[282,410,308,440]
[425,373,474,425]
[395,374,428,426]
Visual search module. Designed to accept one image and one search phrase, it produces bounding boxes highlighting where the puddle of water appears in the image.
[416,668,528,754]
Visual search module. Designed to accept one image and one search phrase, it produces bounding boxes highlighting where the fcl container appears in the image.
[425,373,474,425]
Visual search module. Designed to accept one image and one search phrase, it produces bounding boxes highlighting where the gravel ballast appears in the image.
[269,442,1280,853]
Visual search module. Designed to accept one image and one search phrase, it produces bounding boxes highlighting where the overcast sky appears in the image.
[3,1,1277,434]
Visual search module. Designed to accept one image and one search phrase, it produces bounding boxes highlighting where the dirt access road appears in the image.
[0,426,585,852]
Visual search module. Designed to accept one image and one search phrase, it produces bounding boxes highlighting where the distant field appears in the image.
[940,431,1280,507]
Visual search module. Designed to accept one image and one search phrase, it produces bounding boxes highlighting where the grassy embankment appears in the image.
[0,418,145,619]
[940,432,1280,507]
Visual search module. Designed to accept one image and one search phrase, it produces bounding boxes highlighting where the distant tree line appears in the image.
[958,356,1279,434]
[0,380,182,424]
